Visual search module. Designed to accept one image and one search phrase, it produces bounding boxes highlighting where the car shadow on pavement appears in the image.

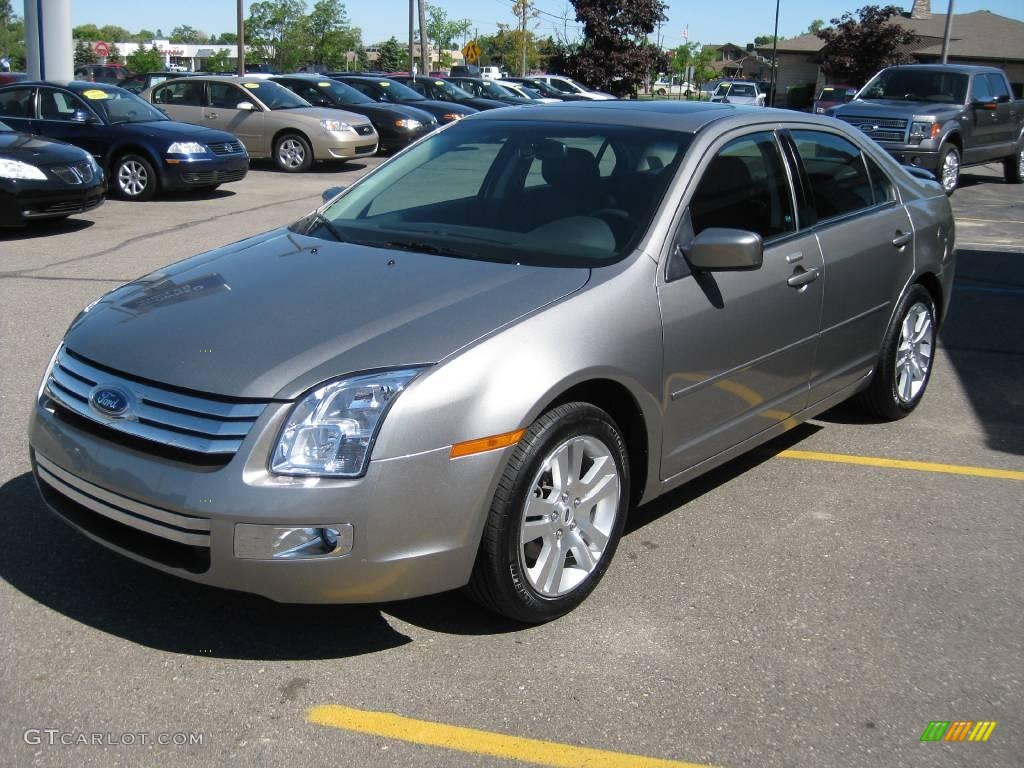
[0,472,413,660]
[0,218,95,240]
[155,188,237,203]
[249,159,373,175]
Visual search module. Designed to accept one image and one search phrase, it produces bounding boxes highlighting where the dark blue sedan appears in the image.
[0,81,249,200]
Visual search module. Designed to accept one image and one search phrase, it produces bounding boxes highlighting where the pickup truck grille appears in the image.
[836,115,909,143]
[42,347,268,459]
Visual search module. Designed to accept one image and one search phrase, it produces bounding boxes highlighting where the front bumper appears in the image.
[311,131,379,160]
[28,395,505,604]
[0,180,105,226]
[162,154,250,189]
[378,126,435,152]
[878,145,941,172]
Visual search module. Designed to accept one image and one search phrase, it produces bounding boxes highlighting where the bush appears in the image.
[786,82,816,110]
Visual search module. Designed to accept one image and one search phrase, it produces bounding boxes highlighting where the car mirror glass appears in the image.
[237,101,256,111]
[70,109,93,124]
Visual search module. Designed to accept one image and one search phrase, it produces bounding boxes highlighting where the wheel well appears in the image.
[109,146,163,184]
[943,131,962,154]
[272,128,311,151]
[915,272,944,325]
[543,380,649,508]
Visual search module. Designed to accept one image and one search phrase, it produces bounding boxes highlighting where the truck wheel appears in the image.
[1005,141,1024,184]
[937,144,960,195]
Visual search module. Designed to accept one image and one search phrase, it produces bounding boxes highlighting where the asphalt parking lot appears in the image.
[1,159,1021,768]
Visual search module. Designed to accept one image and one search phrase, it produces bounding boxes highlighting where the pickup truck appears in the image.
[829,64,1023,194]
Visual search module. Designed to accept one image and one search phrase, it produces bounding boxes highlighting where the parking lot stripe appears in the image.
[307,704,716,768]
[779,450,1024,480]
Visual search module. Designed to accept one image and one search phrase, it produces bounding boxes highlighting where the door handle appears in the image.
[787,266,820,288]
[206,112,218,119]
[891,231,912,248]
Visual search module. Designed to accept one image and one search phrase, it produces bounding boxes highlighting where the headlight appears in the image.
[909,121,940,144]
[441,112,464,121]
[394,118,422,129]
[320,118,354,133]
[0,158,47,180]
[166,141,208,154]
[272,369,423,477]
[37,342,63,401]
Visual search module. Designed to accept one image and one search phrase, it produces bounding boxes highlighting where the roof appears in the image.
[759,10,1024,62]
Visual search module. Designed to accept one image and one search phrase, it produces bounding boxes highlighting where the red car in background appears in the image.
[814,84,858,114]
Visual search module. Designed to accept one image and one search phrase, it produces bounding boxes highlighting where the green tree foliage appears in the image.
[246,0,309,70]
[74,40,97,66]
[374,36,405,72]
[426,4,472,59]
[480,24,540,72]
[218,32,239,44]
[133,29,156,43]
[564,0,669,96]
[1,0,25,69]
[73,24,102,41]
[816,5,917,86]
[356,43,369,70]
[126,44,165,73]
[99,25,131,42]
[669,41,714,97]
[754,33,787,46]
[170,25,206,43]
[807,19,825,34]
[204,49,232,72]
[107,43,123,64]
[305,0,360,69]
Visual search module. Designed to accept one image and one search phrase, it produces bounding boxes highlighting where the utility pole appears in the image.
[940,0,954,64]
[769,0,780,107]
[409,0,415,74]
[418,0,429,75]
[513,0,531,76]
[236,0,245,76]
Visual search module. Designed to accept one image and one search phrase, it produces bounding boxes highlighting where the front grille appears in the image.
[836,115,909,143]
[181,168,247,184]
[35,453,211,572]
[27,195,103,216]
[43,347,268,458]
[354,144,376,154]
[207,140,246,155]
[355,125,374,136]
[50,160,96,185]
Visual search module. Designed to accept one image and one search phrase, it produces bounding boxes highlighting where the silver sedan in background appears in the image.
[30,101,954,623]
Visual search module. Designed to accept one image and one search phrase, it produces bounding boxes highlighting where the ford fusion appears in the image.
[30,101,955,623]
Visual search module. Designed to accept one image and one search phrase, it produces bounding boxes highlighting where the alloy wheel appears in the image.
[894,301,934,403]
[519,435,620,597]
[278,139,306,169]
[117,160,148,197]
[940,150,959,194]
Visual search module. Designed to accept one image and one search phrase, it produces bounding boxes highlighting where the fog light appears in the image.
[235,523,354,560]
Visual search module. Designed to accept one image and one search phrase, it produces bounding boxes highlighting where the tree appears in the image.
[806,19,825,35]
[107,42,123,64]
[170,25,206,43]
[205,49,232,72]
[133,29,156,43]
[754,33,787,46]
[98,25,130,42]
[1,0,25,69]
[73,24,102,41]
[126,44,165,73]
[356,43,369,70]
[375,36,404,72]
[74,40,97,66]
[246,0,308,71]
[218,32,239,44]
[816,5,917,86]
[565,0,670,96]
[425,4,471,62]
[305,0,360,69]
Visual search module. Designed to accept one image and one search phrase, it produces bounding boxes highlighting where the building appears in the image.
[757,2,1024,103]
[703,43,772,81]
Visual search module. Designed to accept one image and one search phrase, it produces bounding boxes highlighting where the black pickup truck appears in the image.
[830,64,1023,194]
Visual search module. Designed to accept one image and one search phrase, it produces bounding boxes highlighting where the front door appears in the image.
[33,87,107,161]
[659,129,824,479]
[205,82,266,155]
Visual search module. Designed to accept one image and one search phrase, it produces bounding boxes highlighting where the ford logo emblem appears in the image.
[860,124,875,134]
[89,385,133,419]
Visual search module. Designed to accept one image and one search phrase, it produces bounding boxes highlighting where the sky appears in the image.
[64,0,1024,49]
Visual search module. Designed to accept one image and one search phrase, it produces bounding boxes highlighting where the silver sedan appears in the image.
[30,101,955,623]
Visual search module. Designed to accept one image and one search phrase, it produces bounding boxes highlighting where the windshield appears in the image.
[476,80,515,99]
[306,120,693,267]
[525,79,561,97]
[318,80,374,105]
[0,119,10,132]
[859,69,969,103]
[428,79,474,99]
[730,83,756,97]
[819,86,856,102]
[241,81,311,109]
[84,89,168,124]
[363,78,426,101]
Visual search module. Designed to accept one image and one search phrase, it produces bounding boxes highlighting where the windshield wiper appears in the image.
[309,213,347,242]
[380,239,500,261]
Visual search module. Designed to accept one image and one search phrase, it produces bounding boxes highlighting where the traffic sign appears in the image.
[93,41,110,57]
[461,41,481,63]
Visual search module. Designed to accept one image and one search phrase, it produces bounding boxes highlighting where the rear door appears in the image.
[149,79,206,127]
[787,129,914,404]
[204,81,266,155]
[985,73,1018,150]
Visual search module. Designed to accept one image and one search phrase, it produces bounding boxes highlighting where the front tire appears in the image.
[274,133,313,173]
[1004,141,1024,184]
[938,143,960,195]
[857,284,937,420]
[113,154,158,201]
[466,402,630,623]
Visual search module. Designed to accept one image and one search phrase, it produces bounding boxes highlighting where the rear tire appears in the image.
[1004,141,1024,184]
[937,143,960,195]
[465,402,630,623]
[857,284,937,420]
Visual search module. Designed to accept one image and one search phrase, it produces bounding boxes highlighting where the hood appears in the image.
[462,97,510,111]
[841,99,964,118]
[119,120,240,144]
[0,130,88,163]
[65,229,590,399]
[278,106,374,127]
[339,102,436,125]
[417,100,476,116]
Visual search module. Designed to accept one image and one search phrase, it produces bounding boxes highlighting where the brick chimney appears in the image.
[910,0,931,19]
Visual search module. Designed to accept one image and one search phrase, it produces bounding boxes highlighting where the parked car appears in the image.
[0,119,105,225]
[327,75,477,124]
[505,77,592,102]
[829,64,1024,194]
[650,76,697,97]
[533,75,615,100]
[29,101,955,623]
[445,76,533,106]
[495,80,560,104]
[389,75,507,111]
[121,72,197,95]
[142,76,378,172]
[813,84,857,114]
[270,74,437,152]
[0,72,28,85]
[710,81,766,106]
[0,81,248,200]
[74,64,129,85]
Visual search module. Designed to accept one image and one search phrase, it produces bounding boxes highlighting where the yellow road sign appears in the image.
[461,41,481,63]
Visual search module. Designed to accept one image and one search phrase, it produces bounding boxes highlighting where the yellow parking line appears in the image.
[779,450,1024,480]
[307,705,716,768]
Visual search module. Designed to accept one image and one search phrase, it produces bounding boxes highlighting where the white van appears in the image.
[479,66,502,80]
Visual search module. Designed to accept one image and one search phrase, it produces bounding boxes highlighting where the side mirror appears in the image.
[236,101,256,111]
[70,109,94,124]
[684,228,763,271]
[321,186,346,203]
[971,98,997,111]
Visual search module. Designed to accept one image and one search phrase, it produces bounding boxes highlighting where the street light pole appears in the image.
[236,0,245,75]
[409,0,415,74]
[940,0,955,64]
[769,0,780,107]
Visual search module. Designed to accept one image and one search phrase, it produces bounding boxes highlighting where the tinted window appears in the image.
[860,69,968,104]
[985,73,1010,101]
[864,154,896,205]
[86,89,167,123]
[970,75,993,103]
[689,132,795,241]
[0,88,32,118]
[236,81,309,110]
[37,89,88,121]
[730,83,756,97]
[153,80,204,106]
[209,82,250,109]
[791,130,873,222]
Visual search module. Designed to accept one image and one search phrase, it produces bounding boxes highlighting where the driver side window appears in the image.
[38,89,87,122]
